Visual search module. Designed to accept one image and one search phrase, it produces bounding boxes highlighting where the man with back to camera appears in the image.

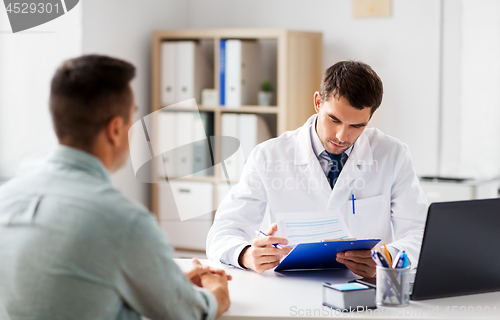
[207,61,428,277]
[0,55,230,319]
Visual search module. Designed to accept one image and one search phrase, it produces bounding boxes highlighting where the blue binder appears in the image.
[219,39,226,106]
[274,239,381,272]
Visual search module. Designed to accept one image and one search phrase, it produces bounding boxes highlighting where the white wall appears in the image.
[81,0,189,207]
[440,0,462,177]
[187,0,442,177]
[459,0,500,179]
[0,4,82,179]
[2,0,498,208]
[75,0,500,207]
[440,0,500,180]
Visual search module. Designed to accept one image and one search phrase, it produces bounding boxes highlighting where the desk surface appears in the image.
[175,259,500,320]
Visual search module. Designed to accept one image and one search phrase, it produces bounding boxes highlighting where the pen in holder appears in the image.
[376,266,410,307]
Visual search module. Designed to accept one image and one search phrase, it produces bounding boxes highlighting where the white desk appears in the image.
[175,259,500,319]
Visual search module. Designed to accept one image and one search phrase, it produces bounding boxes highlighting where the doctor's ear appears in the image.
[313,91,322,113]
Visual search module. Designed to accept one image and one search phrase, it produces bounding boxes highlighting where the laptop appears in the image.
[411,198,500,300]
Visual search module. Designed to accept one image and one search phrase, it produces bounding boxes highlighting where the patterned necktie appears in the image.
[326,152,343,188]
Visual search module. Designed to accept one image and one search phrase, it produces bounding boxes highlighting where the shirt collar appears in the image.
[47,145,112,184]
[310,116,354,159]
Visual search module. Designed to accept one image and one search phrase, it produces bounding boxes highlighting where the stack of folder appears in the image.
[156,111,214,179]
[161,41,213,106]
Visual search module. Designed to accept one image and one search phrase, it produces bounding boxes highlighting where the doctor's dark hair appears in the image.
[320,61,383,114]
[49,54,136,147]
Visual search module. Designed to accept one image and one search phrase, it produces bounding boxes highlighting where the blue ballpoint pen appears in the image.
[372,249,402,302]
[351,192,356,214]
[255,230,283,249]
[372,250,390,268]
[372,250,396,301]
[393,250,409,268]
[371,250,382,266]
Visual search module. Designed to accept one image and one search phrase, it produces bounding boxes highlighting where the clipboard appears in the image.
[274,238,381,272]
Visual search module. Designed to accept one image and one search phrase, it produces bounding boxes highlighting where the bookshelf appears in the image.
[150,29,322,250]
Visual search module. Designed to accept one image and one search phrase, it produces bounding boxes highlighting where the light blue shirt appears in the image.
[0,145,217,320]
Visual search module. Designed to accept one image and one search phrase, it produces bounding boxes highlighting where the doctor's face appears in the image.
[314,92,372,155]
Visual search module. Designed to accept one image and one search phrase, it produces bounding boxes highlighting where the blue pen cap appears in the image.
[395,251,409,268]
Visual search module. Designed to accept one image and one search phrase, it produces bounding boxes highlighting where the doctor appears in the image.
[207,61,428,277]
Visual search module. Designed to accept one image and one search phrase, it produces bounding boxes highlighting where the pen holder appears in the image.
[376,266,410,307]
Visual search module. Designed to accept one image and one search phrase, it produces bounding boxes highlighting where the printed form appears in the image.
[274,212,353,247]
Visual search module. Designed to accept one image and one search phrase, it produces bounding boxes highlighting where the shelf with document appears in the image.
[156,105,219,112]
[156,105,279,114]
[161,175,239,186]
[219,106,278,114]
[151,29,323,251]
[161,175,216,183]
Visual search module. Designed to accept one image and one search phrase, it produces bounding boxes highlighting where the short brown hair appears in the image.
[320,61,383,114]
[49,55,136,147]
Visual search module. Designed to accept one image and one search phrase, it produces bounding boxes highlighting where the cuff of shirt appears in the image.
[220,243,251,270]
[195,287,218,320]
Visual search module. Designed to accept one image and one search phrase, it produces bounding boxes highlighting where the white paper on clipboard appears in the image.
[274,211,353,247]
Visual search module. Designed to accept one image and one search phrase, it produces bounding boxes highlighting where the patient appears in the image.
[0,55,230,320]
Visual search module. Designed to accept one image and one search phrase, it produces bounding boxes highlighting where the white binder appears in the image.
[176,41,213,106]
[225,40,261,107]
[238,114,272,165]
[175,112,194,178]
[221,113,241,180]
[161,41,213,107]
[156,111,177,178]
[161,42,176,106]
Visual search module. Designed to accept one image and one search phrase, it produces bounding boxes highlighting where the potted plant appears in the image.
[258,80,273,106]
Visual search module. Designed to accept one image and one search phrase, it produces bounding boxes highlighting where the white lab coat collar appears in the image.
[295,115,319,165]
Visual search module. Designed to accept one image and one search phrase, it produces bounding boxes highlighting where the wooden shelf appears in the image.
[220,106,278,114]
[159,175,216,183]
[158,175,241,185]
[151,28,323,250]
[153,28,290,40]
[152,28,323,133]
[156,105,279,114]
[156,105,218,112]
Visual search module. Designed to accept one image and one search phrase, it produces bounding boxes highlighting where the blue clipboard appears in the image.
[274,239,381,272]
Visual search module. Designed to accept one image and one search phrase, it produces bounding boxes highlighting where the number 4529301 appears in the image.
[6,2,60,14]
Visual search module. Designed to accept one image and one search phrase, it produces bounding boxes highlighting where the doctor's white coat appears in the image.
[207,115,428,268]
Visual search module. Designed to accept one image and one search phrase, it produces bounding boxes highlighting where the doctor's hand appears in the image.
[337,250,377,278]
[240,223,293,273]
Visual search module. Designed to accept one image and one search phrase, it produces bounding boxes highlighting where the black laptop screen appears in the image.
[411,198,500,300]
